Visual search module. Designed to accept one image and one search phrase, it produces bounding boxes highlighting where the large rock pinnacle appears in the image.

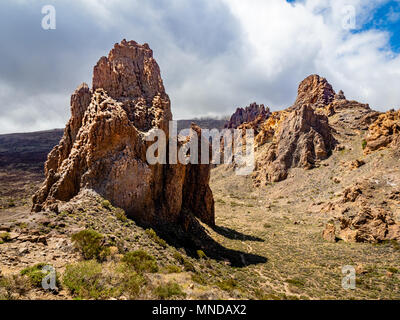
[32,40,215,229]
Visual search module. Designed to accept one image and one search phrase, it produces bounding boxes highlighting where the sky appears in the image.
[0,0,399,133]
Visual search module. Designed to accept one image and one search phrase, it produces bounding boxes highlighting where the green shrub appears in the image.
[20,263,59,289]
[63,260,146,300]
[173,251,185,264]
[0,232,10,244]
[230,201,240,207]
[101,200,111,209]
[0,275,32,299]
[165,265,182,274]
[154,282,186,299]
[183,260,196,272]
[122,271,146,299]
[362,139,367,150]
[115,208,128,222]
[388,267,399,274]
[71,229,107,261]
[254,289,282,300]
[145,228,167,248]
[196,250,207,260]
[173,251,195,272]
[286,278,305,288]
[122,250,158,274]
[216,279,239,291]
[63,260,109,299]
[191,273,207,285]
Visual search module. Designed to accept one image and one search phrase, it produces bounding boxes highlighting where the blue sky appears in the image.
[356,0,400,52]
[0,0,399,133]
[287,0,400,52]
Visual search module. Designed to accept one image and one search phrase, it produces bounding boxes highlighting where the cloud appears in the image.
[0,0,399,133]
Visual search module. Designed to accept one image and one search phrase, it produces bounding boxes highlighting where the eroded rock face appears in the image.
[225,103,270,129]
[339,206,400,243]
[294,74,335,108]
[32,40,215,229]
[365,109,400,153]
[253,104,336,184]
[322,180,400,243]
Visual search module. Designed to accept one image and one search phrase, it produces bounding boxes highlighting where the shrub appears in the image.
[63,260,109,300]
[122,271,146,299]
[286,278,305,288]
[196,250,207,260]
[101,200,111,209]
[230,201,240,207]
[173,251,185,264]
[145,228,167,248]
[216,279,239,291]
[20,263,59,289]
[63,260,146,300]
[362,139,367,150]
[0,274,31,299]
[71,229,107,261]
[165,265,182,274]
[173,251,195,272]
[183,260,196,272]
[191,273,207,285]
[154,282,186,299]
[254,289,282,300]
[122,250,158,274]
[115,208,128,222]
[0,232,10,244]
[388,267,399,274]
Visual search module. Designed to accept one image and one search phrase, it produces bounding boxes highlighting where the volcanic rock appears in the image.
[225,103,270,129]
[324,180,400,243]
[338,206,400,243]
[322,223,337,243]
[32,40,215,229]
[365,109,400,153]
[294,74,335,108]
[254,104,336,183]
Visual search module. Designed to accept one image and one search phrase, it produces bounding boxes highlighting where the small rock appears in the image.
[18,246,29,256]
[322,223,337,243]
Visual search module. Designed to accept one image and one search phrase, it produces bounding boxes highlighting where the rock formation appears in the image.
[365,109,400,153]
[322,180,400,243]
[253,105,335,183]
[294,75,335,108]
[32,40,215,229]
[251,75,337,185]
[338,206,400,243]
[225,103,270,129]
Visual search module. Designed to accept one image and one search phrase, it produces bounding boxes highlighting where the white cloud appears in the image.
[0,0,399,133]
[222,0,400,110]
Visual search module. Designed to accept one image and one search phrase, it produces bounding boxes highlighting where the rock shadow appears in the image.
[211,225,264,242]
[154,216,268,268]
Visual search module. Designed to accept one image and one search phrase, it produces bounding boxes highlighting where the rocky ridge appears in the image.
[225,103,270,129]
